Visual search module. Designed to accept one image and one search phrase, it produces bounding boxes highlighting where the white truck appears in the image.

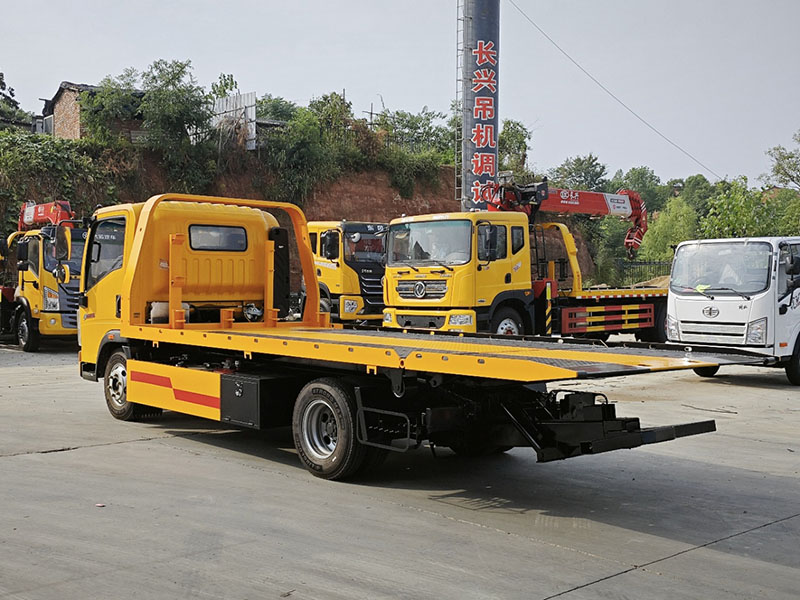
[667,236,800,385]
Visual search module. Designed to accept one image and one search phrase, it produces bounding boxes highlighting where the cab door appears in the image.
[776,242,800,358]
[19,236,42,316]
[475,222,509,308]
[80,215,128,355]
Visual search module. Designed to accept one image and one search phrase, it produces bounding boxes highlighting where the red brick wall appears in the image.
[53,89,82,139]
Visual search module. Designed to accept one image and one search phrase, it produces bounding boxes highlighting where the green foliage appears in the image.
[773,188,800,234]
[680,174,714,216]
[700,177,776,238]
[256,94,298,121]
[0,71,33,125]
[375,106,450,155]
[308,92,353,132]
[498,119,530,173]
[211,73,238,99]
[639,196,698,260]
[549,154,607,191]
[0,130,137,238]
[376,147,442,199]
[765,130,800,190]
[79,68,141,144]
[139,59,215,192]
[608,165,670,212]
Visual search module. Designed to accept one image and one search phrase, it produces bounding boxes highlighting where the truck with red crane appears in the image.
[382,175,668,340]
[0,201,86,351]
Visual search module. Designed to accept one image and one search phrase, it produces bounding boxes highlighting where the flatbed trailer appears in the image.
[70,194,765,480]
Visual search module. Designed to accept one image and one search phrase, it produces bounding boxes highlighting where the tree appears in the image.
[256,94,298,121]
[639,196,698,261]
[211,73,238,99]
[138,59,215,191]
[308,91,353,132]
[139,59,212,148]
[79,68,141,144]
[681,173,714,216]
[0,71,32,124]
[498,119,530,173]
[765,130,800,190]
[700,177,777,238]
[608,165,670,212]
[548,153,607,191]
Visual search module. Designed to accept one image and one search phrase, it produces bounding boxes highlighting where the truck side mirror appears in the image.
[785,255,800,276]
[477,223,498,262]
[53,263,70,284]
[55,226,71,261]
[320,230,339,261]
[0,238,7,266]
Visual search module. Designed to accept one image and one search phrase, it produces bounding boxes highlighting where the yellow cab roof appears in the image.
[389,211,528,226]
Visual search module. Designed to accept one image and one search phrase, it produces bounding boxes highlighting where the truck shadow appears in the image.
[161,418,799,571]
[698,371,793,391]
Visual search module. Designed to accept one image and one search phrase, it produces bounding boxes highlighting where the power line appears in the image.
[506,0,723,180]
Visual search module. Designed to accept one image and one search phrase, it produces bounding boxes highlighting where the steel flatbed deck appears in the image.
[122,322,765,384]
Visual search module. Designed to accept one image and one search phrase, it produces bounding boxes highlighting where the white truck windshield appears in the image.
[671,241,772,296]
[388,220,472,266]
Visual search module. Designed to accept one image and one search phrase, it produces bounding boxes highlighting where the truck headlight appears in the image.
[667,314,680,341]
[383,312,392,323]
[448,314,473,326]
[745,317,767,345]
[43,287,60,311]
[343,299,358,314]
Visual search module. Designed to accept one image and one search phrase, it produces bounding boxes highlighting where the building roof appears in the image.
[42,80,143,116]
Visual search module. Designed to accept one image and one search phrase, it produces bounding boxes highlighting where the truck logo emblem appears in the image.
[702,306,719,318]
[413,281,426,298]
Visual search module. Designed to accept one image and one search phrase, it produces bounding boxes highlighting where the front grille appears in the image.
[359,273,383,296]
[679,320,746,344]
[397,314,446,329]
[396,279,447,300]
[59,282,80,330]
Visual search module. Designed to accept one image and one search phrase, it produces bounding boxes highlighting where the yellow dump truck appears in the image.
[306,220,386,322]
[65,194,761,480]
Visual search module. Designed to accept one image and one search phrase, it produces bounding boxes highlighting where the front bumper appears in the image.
[383,307,478,333]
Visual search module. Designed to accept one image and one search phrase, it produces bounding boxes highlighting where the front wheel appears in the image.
[104,351,162,421]
[292,378,367,480]
[16,310,40,352]
[786,351,800,386]
[693,365,720,378]
[491,307,524,336]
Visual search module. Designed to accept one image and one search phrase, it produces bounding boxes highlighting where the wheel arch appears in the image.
[488,291,535,334]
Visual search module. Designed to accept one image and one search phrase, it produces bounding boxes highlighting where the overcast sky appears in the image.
[2,0,798,185]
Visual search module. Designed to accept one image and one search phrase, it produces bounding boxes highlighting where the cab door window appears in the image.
[28,238,40,277]
[86,218,126,290]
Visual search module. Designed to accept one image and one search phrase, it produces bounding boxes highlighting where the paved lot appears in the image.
[0,340,798,599]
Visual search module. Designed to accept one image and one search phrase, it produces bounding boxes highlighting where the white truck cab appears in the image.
[667,236,800,385]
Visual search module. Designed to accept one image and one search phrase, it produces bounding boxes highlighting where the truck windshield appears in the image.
[43,228,87,275]
[671,241,772,296]
[387,220,471,266]
[343,225,386,263]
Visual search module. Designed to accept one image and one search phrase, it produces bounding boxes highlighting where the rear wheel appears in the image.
[16,310,40,352]
[104,351,162,421]
[292,378,367,480]
[491,307,524,336]
[693,365,720,378]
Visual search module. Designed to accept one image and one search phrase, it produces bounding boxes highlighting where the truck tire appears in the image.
[104,351,163,421]
[16,310,40,352]
[319,296,332,314]
[693,365,719,378]
[491,307,524,336]
[639,304,667,343]
[786,350,800,386]
[292,378,367,480]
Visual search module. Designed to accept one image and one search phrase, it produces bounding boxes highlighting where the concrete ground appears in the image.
[0,339,798,600]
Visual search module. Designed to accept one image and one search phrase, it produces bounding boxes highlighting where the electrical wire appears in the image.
[506,0,723,180]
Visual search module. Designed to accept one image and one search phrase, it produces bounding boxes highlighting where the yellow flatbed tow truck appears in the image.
[64,194,764,480]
